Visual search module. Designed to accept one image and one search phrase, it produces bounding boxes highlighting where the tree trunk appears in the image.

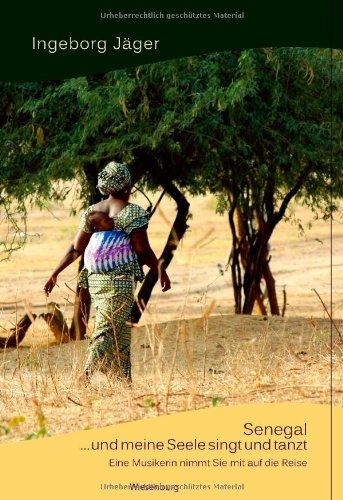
[242,249,265,314]
[131,181,190,324]
[228,201,242,314]
[227,196,281,317]
[238,164,312,315]
[69,257,91,340]
[254,288,268,315]
[228,195,268,315]
[40,303,70,343]
[262,259,280,315]
[242,225,274,314]
[0,313,36,348]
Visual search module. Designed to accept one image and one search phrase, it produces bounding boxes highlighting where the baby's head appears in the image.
[89,211,113,232]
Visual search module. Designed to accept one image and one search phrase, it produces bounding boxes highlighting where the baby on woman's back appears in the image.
[88,211,114,232]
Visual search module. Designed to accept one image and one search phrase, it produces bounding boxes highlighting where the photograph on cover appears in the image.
[0,47,342,440]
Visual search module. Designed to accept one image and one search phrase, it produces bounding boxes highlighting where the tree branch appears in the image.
[131,180,190,324]
[274,165,312,224]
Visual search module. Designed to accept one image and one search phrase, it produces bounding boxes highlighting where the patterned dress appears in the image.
[78,203,148,380]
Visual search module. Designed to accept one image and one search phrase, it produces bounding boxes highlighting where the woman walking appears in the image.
[44,162,171,382]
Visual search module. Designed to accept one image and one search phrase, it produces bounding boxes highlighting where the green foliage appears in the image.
[25,427,49,440]
[8,415,25,428]
[211,396,222,407]
[143,397,155,408]
[0,424,10,436]
[0,48,342,258]
[0,415,26,436]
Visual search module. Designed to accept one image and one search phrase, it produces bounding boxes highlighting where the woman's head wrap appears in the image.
[97,161,131,195]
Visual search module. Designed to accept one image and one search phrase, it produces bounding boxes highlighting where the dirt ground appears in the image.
[1,192,342,323]
[0,192,342,441]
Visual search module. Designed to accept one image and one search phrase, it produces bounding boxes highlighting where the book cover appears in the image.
[0,1,341,498]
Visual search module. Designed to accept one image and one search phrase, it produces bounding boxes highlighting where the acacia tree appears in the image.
[1,48,342,341]
[188,48,343,314]
[137,48,342,314]
[0,74,193,337]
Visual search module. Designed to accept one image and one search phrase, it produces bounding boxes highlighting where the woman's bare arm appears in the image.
[130,228,171,292]
[43,231,92,295]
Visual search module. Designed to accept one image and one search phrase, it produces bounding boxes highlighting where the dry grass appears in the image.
[0,312,342,442]
[0,191,342,442]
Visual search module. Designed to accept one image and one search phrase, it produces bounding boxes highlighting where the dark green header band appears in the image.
[0,0,341,81]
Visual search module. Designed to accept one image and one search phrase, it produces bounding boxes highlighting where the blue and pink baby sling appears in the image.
[84,230,135,273]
